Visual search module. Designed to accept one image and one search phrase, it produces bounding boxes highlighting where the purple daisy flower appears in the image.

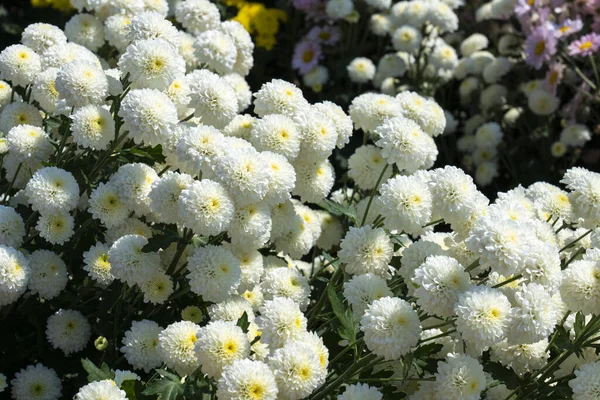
[306,25,341,46]
[544,63,565,93]
[292,40,322,75]
[525,24,557,69]
[568,33,600,57]
[515,0,541,17]
[555,18,583,38]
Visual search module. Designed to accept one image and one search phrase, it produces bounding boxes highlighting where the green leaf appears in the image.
[121,380,138,400]
[142,370,184,400]
[327,285,357,342]
[191,236,207,248]
[81,359,114,383]
[237,312,250,334]
[317,199,357,224]
[574,312,586,340]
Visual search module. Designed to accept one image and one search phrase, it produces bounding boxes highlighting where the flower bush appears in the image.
[0,0,599,399]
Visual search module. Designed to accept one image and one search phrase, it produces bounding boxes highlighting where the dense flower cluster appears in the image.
[0,0,599,399]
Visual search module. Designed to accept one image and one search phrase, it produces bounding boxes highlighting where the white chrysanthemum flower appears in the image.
[36,211,74,245]
[253,79,309,118]
[466,216,531,277]
[157,320,201,376]
[10,363,62,400]
[568,360,600,400]
[268,340,325,400]
[164,76,192,118]
[312,101,353,149]
[105,218,153,244]
[528,89,559,116]
[219,20,254,76]
[55,61,107,108]
[339,226,393,279]
[174,124,226,175]
[108,234,161,286]
[119,39,185,90]
[6,124,51,167]
[110,163,158,215]
[262,267,310,311]
[0,245,29,307]
[343,273,393,317]
[491,339,549,376]
[347,57,376,83]
[40,42,100,70]
[292,158,335,204]
[213,147,271,206]
[70,105,114,150]
[315,211,344,251]
[21,23,66,54]
[1,102,43,134]
[0,44,41,87]
[27,250,67,300]
[474,122,503,149]
[120,319,163,373]
[126,11,179,46]
[194,320,250,378]
[194,30,237,75]
[395,91,446,137]
[148,172,193,223]
[0,205,25,248]
[256,297,307,348]
[338,383,382,400]
[434,353,486,400]
[46,309,91,355]
[249,114,301,160]
[178,179,235,236]
[222,73,251,112]
[325,0,354,19]
[303,65,329,92]
[507,283,557,344]
[392,26,422,53]
[0,80,13,111]
[560,260,600,315]
[83,242,114,285]
[261,151,296,205]
[217,359,278,400]
[274,210,319,259]
[561,167,600,228]
[25,167,79,214]
[88,182,129,227]
[348,145,392,190]
[175,0,220,34]
[140,268,173,304]
[177,31,199,72]
[455,286,512,352]
[361,296,421,360]
[560,124,591,148]
[228,203,271,250]
[483,57,513,84]
[208,295,254,322]
[430,43,458,71]
[378,175,433,235]
[31,67,59,113]
[104,68,123,96]
[187,69,238,129]
[104,14,132,52]
[64,14,105,51]
[119,88,178,146]
[187,245,241,303]
[413,256,471,318]
[74,380,127,400]
[428,166,482,225]
[374,115,437,173]
[223,114,255,140]
[522,241,561,292]
[460,33,488,57]
[348,93,403,134]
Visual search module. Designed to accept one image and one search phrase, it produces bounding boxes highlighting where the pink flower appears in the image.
[567,33,600,57]
[306,25,341,46]
[292,40,322,75]
[524,24,557,69]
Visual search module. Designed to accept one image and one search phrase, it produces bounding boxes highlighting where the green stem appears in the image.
[312,353,380,400]
[492,274,522,289]
[328,337,364,366]
[360,163,389,226]
[559,229,592,252]
[2,162,22,205]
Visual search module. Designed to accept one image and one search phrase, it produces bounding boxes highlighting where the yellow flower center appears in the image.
[534,41,545,56]
[223,339,238,355]
[579,41,593,51]
[302,50,314,63]
[248,383,265,399]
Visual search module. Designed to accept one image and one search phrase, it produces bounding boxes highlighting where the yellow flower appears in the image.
[255,34,277,50]
[230,2,287,50]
